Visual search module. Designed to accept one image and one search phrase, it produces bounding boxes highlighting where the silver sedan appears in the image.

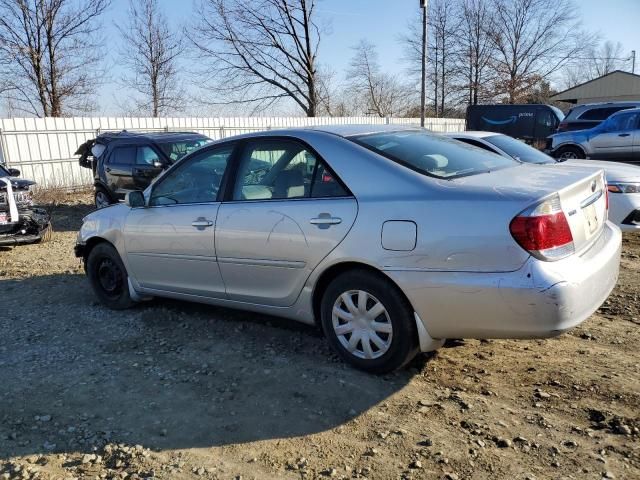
[75,125,621,373]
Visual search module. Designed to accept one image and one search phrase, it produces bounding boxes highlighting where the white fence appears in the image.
[0,116,465,189]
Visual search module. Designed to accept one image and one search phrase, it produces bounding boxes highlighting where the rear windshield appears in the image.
[0,164,10,176]
[484,135,555,165]
[157,138,212,162]
[351,130,518,179]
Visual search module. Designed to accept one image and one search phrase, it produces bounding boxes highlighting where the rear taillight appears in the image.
[509,194,574,261]
[557,122,568,132]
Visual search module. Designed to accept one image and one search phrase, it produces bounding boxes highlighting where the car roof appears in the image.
[304,124,422,137]
[572,101,640,108]
[444,131,497,139]
[96,130,209,143]
[609,107,640,115]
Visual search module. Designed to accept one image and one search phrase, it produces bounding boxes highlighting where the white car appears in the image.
[448,131,640,232]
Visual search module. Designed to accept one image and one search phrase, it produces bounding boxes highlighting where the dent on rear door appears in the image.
[215,198,358,307]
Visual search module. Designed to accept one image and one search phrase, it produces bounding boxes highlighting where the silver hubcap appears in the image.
[332,290,393,360]
[95,191,110,208]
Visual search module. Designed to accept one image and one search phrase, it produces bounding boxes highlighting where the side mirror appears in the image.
[125,190,146,208]
[8,168,20,177]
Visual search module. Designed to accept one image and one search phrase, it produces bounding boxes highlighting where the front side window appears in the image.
[109,146,136,165]
[149,145,233,206]
[605,113,639,132]
[232,140,347,201]
[352,130,517,179]
[137,146,161,165]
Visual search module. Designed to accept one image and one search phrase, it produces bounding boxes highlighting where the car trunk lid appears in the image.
[452,163,608,256]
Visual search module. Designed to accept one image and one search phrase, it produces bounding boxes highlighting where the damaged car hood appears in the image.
[0,177,36,191]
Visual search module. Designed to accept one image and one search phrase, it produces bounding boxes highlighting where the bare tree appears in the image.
[314,66,353,117]
[489,0,595,103]
[562,41,630,88]
[347,40,412,117]
[459,0,495,105]
[400,0,463,117]
[0,0,109,117]
[189,0,321,116]
[117,0,184,117]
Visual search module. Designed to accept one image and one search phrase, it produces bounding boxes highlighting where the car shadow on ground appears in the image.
[0,273,422,459]
[42,202,95,232]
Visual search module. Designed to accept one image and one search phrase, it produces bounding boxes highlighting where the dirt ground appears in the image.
[1,195,638,480]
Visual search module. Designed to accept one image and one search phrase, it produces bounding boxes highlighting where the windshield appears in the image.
[484,135,556,165]
[351,130,518,179]
[157,138,213,163]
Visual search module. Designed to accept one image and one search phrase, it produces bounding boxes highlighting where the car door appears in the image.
[123,143,236,298]
[105,145,137,199]
[215,138,358,307]
[132,145,165,190]
[590,112,639,159]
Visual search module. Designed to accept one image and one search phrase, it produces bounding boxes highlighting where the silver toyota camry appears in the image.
[75,125,621,373]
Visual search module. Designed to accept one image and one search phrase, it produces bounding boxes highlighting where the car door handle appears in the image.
[310,215,342,227]
[191,219,214,228]
[619,133,631,137]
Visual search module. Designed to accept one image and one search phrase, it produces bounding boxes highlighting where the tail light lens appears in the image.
[509,194,574,261]
[557,122,568,132]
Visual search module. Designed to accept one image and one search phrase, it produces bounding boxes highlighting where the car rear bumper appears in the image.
[385,222,621,340]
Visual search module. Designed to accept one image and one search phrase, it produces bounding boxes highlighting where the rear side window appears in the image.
[108,146,136,165]
[351,131,517,179]
[578,106,633,121]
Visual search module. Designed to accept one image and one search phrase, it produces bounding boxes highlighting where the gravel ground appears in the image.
[0,196,639,480]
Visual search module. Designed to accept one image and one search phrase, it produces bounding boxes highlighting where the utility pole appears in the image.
[420,0,428,127]
[632,50,636,74]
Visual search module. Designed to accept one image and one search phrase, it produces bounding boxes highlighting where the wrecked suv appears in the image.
[77,131,212,208]
[0,164,51,246]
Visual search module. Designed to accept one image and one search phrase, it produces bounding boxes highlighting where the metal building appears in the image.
[551,70,640,105]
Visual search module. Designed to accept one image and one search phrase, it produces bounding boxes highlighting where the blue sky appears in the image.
[100,0,640,115]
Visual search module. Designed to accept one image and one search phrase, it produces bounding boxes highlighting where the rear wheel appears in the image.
[555,145,585,160]
[86,242,135,310]
[95,186,114,209]
[320,270,418,373]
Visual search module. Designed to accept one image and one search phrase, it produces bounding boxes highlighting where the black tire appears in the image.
[86,242,135,310]
[94,186,114,209]
[555,145,585,160]
[320,270,419,374]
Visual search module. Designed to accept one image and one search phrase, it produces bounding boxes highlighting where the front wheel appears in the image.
[320,270,419,374]
[95,187,114,209]
[555,145,585,160]
[86,242,135,310]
